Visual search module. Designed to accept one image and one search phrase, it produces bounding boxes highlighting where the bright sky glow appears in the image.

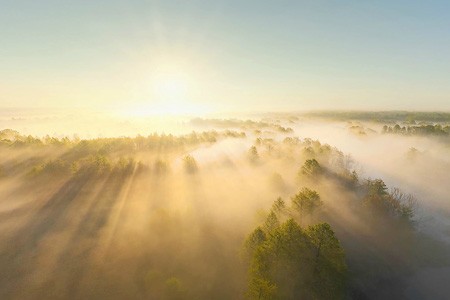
[1,0,450,113]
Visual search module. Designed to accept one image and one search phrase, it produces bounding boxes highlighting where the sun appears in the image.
[151,74,193,115]
[155,75,187,101]
[120,56,212,117]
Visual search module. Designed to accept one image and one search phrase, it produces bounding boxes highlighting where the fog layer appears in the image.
[0,112,449,299]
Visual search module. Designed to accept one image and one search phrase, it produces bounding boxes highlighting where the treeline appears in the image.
[382,124,450,136]
[26,153,202,179]
[250,136,354,179]
[301,111,450,123]
[0,129,245,149]
[299,158,416,222]
[0,129,245,179]
[190,118,293,133]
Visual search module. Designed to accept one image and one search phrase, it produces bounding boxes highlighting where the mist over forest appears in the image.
[0,110,449,299]
[4,0,450,297]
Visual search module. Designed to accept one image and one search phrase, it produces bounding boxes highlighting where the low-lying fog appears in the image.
[0,110,449,299]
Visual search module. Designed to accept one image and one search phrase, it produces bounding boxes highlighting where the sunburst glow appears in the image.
[2,1,449,299]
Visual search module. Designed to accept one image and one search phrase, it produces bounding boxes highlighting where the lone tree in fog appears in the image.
[183,154,198,174]
[300,159,322,177]
[292,188,322,223]
[248,146,259,163]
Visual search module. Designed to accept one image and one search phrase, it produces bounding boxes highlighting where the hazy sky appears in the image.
[1,0,450,114]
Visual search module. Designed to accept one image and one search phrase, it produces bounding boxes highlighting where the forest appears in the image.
[3,0,450,298]
[0,112,449,299]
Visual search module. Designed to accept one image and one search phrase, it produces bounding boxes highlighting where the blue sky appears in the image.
[1,0,450,112]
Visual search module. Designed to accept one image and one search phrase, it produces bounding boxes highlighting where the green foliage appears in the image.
[28,159,71,177]
[244,227,267,258]
[263,211,280,234]
[0,129,243,152]
[388,188,417,221]
[190,118,292,134]
[383,123,450,136]
[274,125,294,133]
[362,179,416,222]
[271,197,286,216]
[247,277,277,300]
[183,154,198,174]
[306,223,347,299]
[153,159,170,175]
[223,130,246,138]
[0,125,425,299]
[0,128,250,181]
[246,219,347,299]
[362,179,392,217]
[282,137,300,146]
[365,179,388,197]
[351,170,359,184]
[89,154,112,174]
[70,161,79,174]
[302,146,315,158]
[164,277,186,300]
[300,159,322,177]
[0,129,21,141]
[291,188,322,220]
[337,169,360,187]
[248,146,259,163]
[248,219,311,299]
[114,157,135,174]
[302,111,450,123]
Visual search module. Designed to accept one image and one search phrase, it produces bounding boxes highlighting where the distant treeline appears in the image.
[382,124,450,136]
[302,111,450,123]
[190,118,294,133]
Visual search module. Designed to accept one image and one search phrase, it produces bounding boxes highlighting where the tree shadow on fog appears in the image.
[0,172,93,299]
[0,169,133,299]
[39,173,132,299]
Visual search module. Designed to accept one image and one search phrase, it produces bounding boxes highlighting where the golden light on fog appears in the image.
[154,76,187,100]
[120,56,211,116]
[121,63,209,117]
[152,74,191,115]
[1,0,449,297]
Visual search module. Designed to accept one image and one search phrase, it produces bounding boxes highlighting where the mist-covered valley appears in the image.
[0,111,449,300]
